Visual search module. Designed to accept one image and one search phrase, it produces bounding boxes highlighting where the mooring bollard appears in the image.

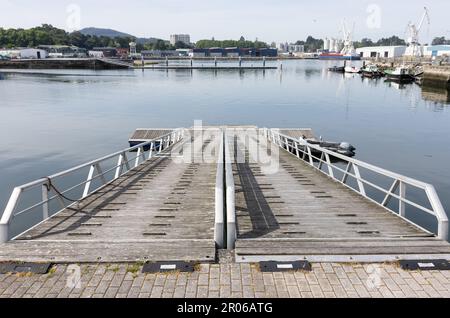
[215,57,217,68]
[239,57,242,68]
[263,56,266,67]
[166,57,169,67]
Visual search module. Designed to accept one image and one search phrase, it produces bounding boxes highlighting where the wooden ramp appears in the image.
[228,129,450,262]
[0,129,221,263]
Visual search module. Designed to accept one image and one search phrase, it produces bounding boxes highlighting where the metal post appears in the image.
[135,148,142,167]
[325,153,334,178]
[353,164,366,196]
[166,57,169,67]
[399,181,406,217]
[42,184,49,219]
[239,57,242,68]
[263,56,266,67]
[115,154,124,179]
[149,142,154,159]
[83,165,96,198]
[215,57,217,68]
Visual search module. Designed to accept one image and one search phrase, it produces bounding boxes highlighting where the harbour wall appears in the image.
[0,58,132,70]
[423,65,450,89]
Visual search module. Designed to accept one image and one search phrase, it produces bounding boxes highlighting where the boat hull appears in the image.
[362,71,383,78]
[319,54,361,61]
[385,74,414,83]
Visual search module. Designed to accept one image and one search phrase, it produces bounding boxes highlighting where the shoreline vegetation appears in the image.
[2,24,450,53]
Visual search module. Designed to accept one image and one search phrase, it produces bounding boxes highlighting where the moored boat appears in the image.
[328,65,345,73]
[384,66,414,83]
[344,65,361,73]
[361,64,383,78]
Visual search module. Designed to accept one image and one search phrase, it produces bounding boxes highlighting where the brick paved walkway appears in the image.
[1,262,450,298]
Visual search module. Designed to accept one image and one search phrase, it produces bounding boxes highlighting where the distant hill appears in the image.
[80,27,133,38]
[79,27,161,44]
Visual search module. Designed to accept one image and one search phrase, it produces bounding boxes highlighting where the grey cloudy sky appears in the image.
[1,0,449,43]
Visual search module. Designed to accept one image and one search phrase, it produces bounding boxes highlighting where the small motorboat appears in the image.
[384,65,414,83]
[306,139,356,157]
[328,66,345,73]
[345,65,361,73]
[361,64,383,78]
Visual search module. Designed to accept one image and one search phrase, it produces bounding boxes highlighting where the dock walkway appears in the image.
[0,129,221,263]
[229,129,450,262]
[0,126,449,265]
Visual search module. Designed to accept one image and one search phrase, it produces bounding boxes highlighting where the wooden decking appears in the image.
[0,126,449,264]
[0,129,221,263]
[228,129,450,262]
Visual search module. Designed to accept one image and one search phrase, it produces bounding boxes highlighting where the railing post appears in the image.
[115,154,124,179]
[149,142,154,159]
[42,184,49,220]
[294,142,300,158]
[0,188,22,243]
[307,146,314,165]
[325,153,334,178]
[159,139,163,152]
[399,181,406,218]
[438,220,449,241]
[135,148,142,167]
[83,165,96,198]
[352,164,366,196]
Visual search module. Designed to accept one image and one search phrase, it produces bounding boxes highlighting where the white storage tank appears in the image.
[329,38,336,52]
[323,38,330,51]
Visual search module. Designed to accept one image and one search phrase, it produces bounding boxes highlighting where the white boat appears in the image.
[344,65,360,73]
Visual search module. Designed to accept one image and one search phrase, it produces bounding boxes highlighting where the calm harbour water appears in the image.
[0,59,449,235]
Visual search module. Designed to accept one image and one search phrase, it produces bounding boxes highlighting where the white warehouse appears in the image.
[356,46,407,59]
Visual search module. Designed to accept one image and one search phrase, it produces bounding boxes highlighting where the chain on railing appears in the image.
[0,129,184,243]
[264,128,449,241]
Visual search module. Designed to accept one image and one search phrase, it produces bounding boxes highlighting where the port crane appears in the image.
[340,20,356,56]
[405,6,430,57]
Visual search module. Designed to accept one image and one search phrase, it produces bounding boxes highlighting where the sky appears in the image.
[1,0,449,43]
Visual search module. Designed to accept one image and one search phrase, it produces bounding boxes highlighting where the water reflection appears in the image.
[422,85,450,104]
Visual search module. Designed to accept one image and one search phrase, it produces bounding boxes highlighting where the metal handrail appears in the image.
[225,131,236,249]
[0,129,184,243]
[214,129,225,248]
[265,128,449,241]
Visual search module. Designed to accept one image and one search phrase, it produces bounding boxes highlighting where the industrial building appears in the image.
[37,45,87,58]
[91,47,117,58]
[170,34,191,46]
[278,43,305,53]
[423,45,450,58]
[0,48,48,59]
[356,46,407,59]
[189,48,208,58]
[141,50,178,58]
